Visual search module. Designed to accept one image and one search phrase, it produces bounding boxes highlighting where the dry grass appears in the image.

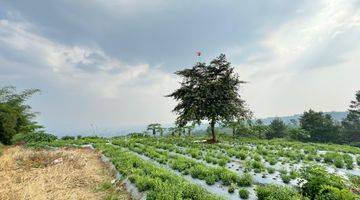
[0,146,129,200]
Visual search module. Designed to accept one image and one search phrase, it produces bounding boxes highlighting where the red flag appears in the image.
[196,51,202,56]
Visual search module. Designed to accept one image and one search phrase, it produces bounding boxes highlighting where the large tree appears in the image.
[0,86,41,144]
[342,90,360,143]
[300,109,341,143]
[167,54,249,142]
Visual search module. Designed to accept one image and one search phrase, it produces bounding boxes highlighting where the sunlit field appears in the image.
[29,135,360,200]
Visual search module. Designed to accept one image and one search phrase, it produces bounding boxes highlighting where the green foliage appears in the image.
[288,127,311,141]
[167,54,250,141]
[147,123,162,136]
[256,185,302,200]
[300,109,341,143]
[281,174,292,184]
[266,118,287,139]
[267,167,275,174]
[237,173,253,187]
[300,165,346,199]
[342,90,360,143]
[228,184,236,193]
[315,185,358,200]
[239,188,249,199]
[0,86,41,144]
[61,136,75,140]
[11,131,57,143]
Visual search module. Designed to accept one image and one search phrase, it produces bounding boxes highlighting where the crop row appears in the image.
[111,139,254,190]
[96,143,222,200]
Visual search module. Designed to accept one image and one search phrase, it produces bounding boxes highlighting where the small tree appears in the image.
[147,123,161,137]
[266,118,287,139]
[167,54,250,143]
[342,90,360,143]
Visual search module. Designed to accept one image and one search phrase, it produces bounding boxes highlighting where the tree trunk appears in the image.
[232,128,235,136]
[210,119,216,143]
[152,129,156,137]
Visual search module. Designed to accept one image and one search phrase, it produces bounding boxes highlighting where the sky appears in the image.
[0,0,359,136]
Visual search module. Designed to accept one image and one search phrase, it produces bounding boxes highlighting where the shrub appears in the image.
[315,185,357,200]
[256,185,301,200]
[357,156,360,165]
[323,152,335,163]
[342,154,354,169]
[239,188,249,199]
[281,174,291,184]
[237,173,253,187]
[61,135,75,140]
[267,167,275,174]
[334,157,344,168]
[12,132,57,143]
[228,184,236,193]
[289,170,299,179]
[300,165,346,199]
[220,170,237,186]
[205,175,216,185]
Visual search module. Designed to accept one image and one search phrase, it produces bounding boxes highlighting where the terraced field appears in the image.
[30,136,360,200]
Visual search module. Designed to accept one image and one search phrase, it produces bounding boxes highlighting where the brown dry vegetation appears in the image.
[0,146,129,200]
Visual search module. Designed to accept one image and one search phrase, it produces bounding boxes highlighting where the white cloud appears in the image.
[0,17,179,134]
[233,0,360,118]
[0,18,177,99]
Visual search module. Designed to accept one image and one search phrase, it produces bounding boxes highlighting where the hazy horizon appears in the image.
[1,1,359,136]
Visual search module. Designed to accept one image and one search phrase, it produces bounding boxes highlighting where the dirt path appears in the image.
[0,146,129,200]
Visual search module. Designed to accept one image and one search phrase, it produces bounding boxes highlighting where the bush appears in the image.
[11,132,57,143]
[300,165,346,199]
[334,157,344,168]
[256,185,301,200]
[205,175,216,185]
[343,154,354,169]
[315,185,357,200]
[61,135,75,140]
[237,173,253,187]
[267,167,275,174]
[239,188,249,199]
[288,127,310,141]
[228,184,235,193]
[281,174,291,184]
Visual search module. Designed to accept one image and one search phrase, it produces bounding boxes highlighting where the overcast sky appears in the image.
[1,0,359,136]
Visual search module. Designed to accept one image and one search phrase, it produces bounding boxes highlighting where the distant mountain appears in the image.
[259,111,348,125]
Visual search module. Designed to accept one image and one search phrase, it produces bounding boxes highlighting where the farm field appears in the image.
[29,135,360,200]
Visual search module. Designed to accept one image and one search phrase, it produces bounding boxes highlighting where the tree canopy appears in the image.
[0,86,41,144]
[300,109,340,143]
[342,90,360,143]
[167,54,250,142]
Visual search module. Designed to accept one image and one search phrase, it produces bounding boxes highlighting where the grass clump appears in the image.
[228,184,236,193]
[256,184,301,200]
[237,173,253,187]
[239,188,249,199]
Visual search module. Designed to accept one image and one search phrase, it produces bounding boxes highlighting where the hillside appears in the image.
[260,111,348,125]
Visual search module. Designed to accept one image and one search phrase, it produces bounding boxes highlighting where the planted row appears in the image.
[97,143,222,200]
